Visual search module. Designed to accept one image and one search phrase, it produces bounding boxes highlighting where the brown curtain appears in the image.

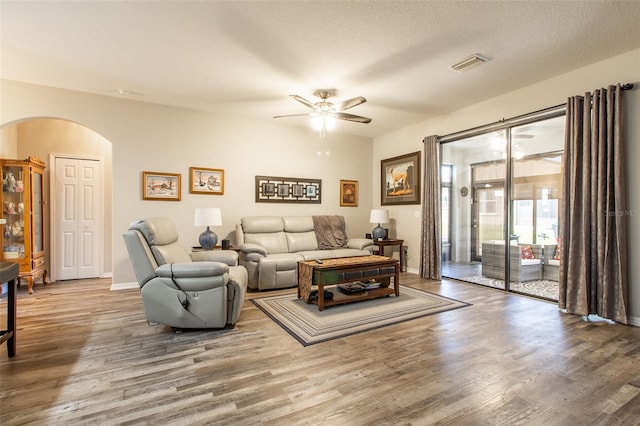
[559,85,628,324]
[420,135,441,279]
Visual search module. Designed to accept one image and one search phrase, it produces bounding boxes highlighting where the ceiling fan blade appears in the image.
[273,113,315,119]
[334,112,372,123]
[336,96,367,111]
[290,94,317,110]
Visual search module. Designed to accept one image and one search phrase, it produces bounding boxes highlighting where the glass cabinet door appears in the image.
[2,165,26,261]
[32,171,43,253]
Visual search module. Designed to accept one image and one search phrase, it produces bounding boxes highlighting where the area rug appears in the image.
[251,285,470,346]
[461,275,559,300]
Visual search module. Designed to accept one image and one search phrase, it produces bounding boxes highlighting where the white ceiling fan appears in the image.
[273,89,372,126]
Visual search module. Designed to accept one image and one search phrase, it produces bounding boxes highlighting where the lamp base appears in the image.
[199,226,218,250]
[372,224,386,241]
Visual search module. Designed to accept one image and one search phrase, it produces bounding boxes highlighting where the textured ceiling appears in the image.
[2,1,640,138]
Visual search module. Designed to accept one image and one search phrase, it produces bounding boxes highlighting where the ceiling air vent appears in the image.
[449,54,490,72]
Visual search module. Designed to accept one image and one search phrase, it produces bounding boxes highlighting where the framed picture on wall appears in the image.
[189,167,224,195]
[277,183,290,196]
[340,179,358,207]
[142,171,181,201]
[292,184,305,197]
[255,175,321,203]
[381,151,421,205]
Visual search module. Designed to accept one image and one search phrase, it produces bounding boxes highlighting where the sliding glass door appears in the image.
[440,115,564,300]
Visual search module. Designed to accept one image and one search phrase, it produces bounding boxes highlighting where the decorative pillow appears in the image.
[520,245,535,259]
[554,238,562,260]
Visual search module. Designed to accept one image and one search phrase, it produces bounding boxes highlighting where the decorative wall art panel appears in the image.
[255,176,321,203]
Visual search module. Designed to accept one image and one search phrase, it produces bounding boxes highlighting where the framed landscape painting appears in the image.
[189,167,224,195]
[142,171,181,201]
[381,151,421,205]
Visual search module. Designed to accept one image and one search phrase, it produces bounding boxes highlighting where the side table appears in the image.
[373,239,404,270]
[192,245,239,252]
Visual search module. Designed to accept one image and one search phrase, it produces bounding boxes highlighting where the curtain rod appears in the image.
[436,83,633,144]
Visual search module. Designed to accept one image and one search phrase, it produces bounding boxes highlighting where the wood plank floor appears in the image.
[2,275,640,425]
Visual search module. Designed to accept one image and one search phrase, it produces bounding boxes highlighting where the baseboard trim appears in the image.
[110,282,138,291]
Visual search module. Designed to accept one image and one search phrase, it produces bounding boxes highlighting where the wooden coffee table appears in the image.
[297,255,400,311]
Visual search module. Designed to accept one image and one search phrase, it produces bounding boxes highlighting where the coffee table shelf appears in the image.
[297,255,400,311]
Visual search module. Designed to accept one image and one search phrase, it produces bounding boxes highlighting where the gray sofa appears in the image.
[544,244,559,281]
[123,217,248,329]
[236,215,374,290]
[481,241,543,282]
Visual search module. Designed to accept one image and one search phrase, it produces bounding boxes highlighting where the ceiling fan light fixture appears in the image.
[325,115,336,130]
[312,114,336,131]
[312,115,324,131]
[276,89,371,128]
[449,53,490,72]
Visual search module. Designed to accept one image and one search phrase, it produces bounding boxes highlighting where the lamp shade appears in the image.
[194,208,222,227]
[369,209,389,224]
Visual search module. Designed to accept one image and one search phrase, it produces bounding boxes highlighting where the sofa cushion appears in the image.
[241,216,284,233]
[283,216,314,232]
[259,253,302,270]
[151,241,192,264]
[286,231,318,252]
[298,249,369,260]
[245,232,288,254]
[328,248,370,258]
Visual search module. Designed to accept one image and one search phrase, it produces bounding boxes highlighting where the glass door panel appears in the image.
[440,115,564,300]
[440,132,506,288]
[509,117,564,300]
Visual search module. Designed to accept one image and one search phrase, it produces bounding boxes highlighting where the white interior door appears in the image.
[55,157,101,280]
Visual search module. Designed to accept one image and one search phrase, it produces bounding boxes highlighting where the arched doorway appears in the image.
[0,117,112,288]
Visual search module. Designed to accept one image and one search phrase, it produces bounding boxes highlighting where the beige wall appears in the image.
[0,84,374,285]
[373,48,640,324]
[0,125,18,158]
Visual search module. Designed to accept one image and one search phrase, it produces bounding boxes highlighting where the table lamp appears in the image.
[194,207,222,250]
[369,209,389,240]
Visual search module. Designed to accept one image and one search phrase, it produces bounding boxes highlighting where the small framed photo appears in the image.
[381,151,421,205]
[262,182,276,196]
[306,185,317,197]
[142,171,181,201]
[340,179,358,207]
[277,183,290,197]
[189,167,224,195]
[292,184,305,197]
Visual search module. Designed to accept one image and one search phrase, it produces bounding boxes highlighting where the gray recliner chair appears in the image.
[123,217,248,329]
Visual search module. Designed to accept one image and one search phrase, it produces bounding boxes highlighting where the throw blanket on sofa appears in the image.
[313,215,349,249]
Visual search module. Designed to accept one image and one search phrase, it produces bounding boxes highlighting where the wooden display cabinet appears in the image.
[1,156,47,293]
